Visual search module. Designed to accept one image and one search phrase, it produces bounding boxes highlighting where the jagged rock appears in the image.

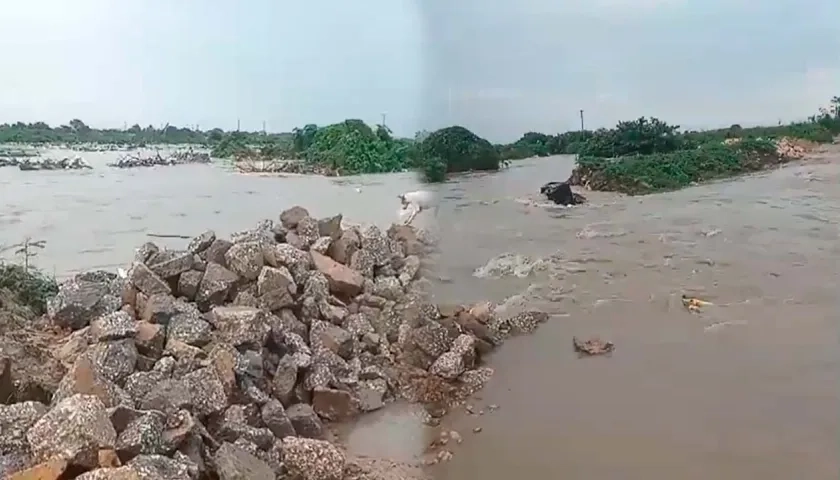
[187,230,216,255]
[195,263,238,312]
[286,403,325,439]
[282,437,346,480]
[224,242,264,280]
[177,270,204,300]
[115,411,166,462]
[280,206,309,229]
[202,239,233,266]
[128,454,194,479]
[90,311,137,341]
[27,394,116,468]
[88,339,138,385]
[148,250,194,279]
[260,399,296,439]
[318,215,343,239]
[312,387,358,421]
[0,401,47,454]
[140,294,178,325]
[311,251,364,296]
[128,263,171,296]
[166,308,212,347]
[328,228,360,265]
[48,279,119,330]
[213,442,274,480]
[52,357,131,408]
[183,367,228,417]
[134,322,165,359]
[206,306,270,349]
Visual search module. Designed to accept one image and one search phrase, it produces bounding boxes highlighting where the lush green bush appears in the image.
[578,117,685,158]
[0,263,58,316]
[297,120,417,175]
[569,95,839,195]
[573,139,779,195]
[420,126,501,174]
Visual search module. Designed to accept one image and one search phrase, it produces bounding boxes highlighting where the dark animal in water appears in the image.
[540,181,586,206]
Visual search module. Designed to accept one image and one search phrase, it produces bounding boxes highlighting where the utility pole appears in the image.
[237,118,240,132]
[579,109,585,131]
[381,113,386,128]
[262,120,266,134]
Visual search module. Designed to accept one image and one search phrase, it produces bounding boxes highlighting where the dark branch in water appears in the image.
[146,233,192,239]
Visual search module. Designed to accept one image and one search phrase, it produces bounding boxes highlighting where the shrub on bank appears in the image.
[577,117,685,158]
[302,120,417,174]
[420,126,501,175]
[570,138,782,195]
[569,96,839,194]
[0,263,58,316]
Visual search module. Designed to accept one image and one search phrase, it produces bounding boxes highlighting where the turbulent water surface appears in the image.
[2,145,838,479]
[428,148,839,480]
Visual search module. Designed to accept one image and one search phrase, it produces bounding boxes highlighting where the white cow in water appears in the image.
[398,190,438,225]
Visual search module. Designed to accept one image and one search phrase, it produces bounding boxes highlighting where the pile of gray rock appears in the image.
[14,156,92,171]
[109,150,211,168]
[0,205,547,479]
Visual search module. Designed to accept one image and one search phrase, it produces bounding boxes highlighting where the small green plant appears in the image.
[0,238,58,315]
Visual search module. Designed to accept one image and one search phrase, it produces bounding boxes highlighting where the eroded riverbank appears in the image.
[425,148,839,479]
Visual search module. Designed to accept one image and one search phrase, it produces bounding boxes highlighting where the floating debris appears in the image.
[681,294,713,313]
[573,336,615,356]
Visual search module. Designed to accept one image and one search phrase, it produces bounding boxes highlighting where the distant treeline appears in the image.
[0,119,286,146]
[2,95,837,185]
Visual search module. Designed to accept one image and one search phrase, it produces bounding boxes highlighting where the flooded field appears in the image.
[1,144,838,479]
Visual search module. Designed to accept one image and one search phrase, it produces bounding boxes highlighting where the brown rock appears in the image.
[98,448,122,468]
[127,263,170,296]
[310,251,364,296]
[327,228,360,265]
[0,356,12,404]
[27,394,117,469]
[133,322,165,358]
[5,457,68,480]
[52,357,130,408]
[311,387,358,421]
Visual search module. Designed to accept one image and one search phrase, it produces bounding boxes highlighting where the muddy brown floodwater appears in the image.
[423,146,839,479]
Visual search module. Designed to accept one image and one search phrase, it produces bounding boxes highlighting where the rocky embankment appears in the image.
[109,150,211,168]
[0,206,546,479]
[1,156,92,170]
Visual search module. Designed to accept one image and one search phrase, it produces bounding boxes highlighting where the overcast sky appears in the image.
[1,0,838,142]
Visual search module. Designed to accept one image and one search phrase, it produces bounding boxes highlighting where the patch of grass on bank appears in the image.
[0,263,58,316]
[568,96,840,195]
